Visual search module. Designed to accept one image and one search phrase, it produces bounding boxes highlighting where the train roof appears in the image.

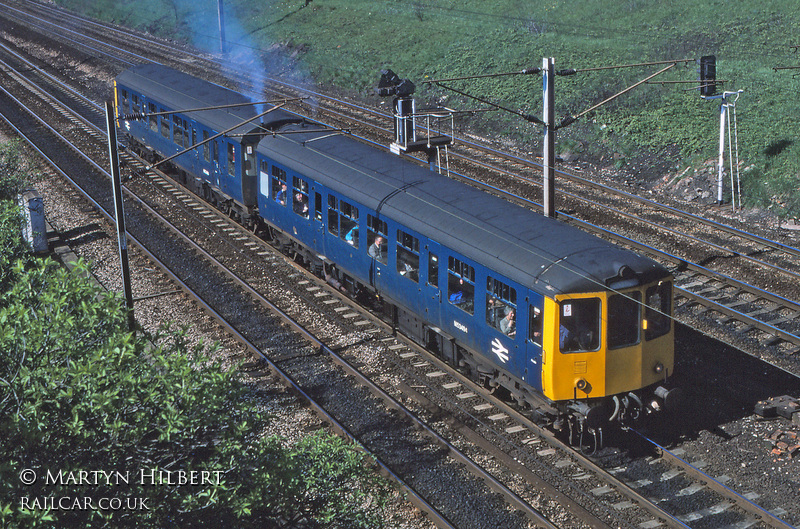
[116,65,669,295]
[115,64,300,137]
[260,125,669,295]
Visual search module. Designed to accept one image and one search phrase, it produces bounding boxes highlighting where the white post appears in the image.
[542,57,555,217]
[717,99,726,205]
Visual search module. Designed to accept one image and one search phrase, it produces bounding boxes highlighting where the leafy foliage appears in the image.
[0,149,394,527]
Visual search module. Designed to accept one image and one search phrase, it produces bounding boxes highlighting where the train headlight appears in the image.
[575,378,590,393]
[653,362,664,374]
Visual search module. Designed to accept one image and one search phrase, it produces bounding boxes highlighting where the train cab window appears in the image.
[608,292,641,349]
[271,166,287,206]
[292,177,309,219]
[367,215,387,264]
[227,143,236,176]
[339,201,359,247]
[645,281,672,341]
[529,306,543,345]
[396,230,419,282]
[486,277,516,336]
[428,252,439,288]
[559,298,600,353]
[448,257,475,315]
[160,108,170,139]
[203,131,210,162]
[148,103,158,133]
[314,192,322,221]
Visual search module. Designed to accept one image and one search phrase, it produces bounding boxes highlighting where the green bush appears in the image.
[0,145,393,528]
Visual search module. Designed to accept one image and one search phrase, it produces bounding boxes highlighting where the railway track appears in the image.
[2,3,799,528]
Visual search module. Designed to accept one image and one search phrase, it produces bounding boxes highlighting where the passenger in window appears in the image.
[345,225,358,245]
[369,236,385,262]
[500,309,516,337]
[293,192,308,217]
[276,184,287,205]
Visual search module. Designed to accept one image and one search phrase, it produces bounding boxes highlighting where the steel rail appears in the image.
[0,57,563,529]
[629,430,798,529]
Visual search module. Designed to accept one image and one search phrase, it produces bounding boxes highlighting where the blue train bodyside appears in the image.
[114,65,675,422]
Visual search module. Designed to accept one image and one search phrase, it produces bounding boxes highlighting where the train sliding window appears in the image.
[292,177,309,219]
[131,94,140,115]
[396,230,419,282]
[119,89,129,114]
[608,292,641,349]
[448,257,475,315]
[339,201,359,247]
[271,165,288,206]
[173,116,186,148]
[486,277,516,336]
[314,192,322,221]
[645,281,672,340]
[203,131,211,162]
[367,215,387,263]
[327,196,338,236]
[427,252,439,288]
[148,103,158,133]
[160,108,170,139]
[226,143,236,176]
[528,306,543,345]
[559,298,600,353]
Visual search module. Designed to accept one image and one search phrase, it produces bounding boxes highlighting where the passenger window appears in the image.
[203,131,210,162]
[173,116,184,147]
[339,201,359,247]
[120,89,129,114]
[160,108,169,139]
[528,306,543,345]
[149,103,158,133]
[131,94,140,114]
[292,176,309,219]
[645,281,672,341]
[448,257,475,315]
[327,195,338,236]
[486,277,517,337]
[367,215,387,264]
[608,291,641,349]
[559,298,601,353]
[227,143,236,176]
[314,192,322,221]
[428,252,439,288]
[396,230,419,282]
[272,166,287,206]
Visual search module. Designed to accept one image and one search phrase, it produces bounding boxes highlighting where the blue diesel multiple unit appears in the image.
[115,64,677,431]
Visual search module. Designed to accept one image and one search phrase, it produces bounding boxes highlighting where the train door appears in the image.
[241,142,258,206]
[525,292,545,391]
[423,240,442,327]
[367,214,388,293]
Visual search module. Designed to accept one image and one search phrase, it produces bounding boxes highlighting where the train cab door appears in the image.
[524,294,545,391]
[423,241,443,327]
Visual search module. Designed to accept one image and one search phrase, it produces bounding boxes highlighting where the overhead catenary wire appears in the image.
[431,81,544,124]
[557,62,678,128]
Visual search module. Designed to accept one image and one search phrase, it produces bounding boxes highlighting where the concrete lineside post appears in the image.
[105,100,135,331]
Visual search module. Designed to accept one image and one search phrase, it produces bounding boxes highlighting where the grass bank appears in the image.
[55,0,800,218]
